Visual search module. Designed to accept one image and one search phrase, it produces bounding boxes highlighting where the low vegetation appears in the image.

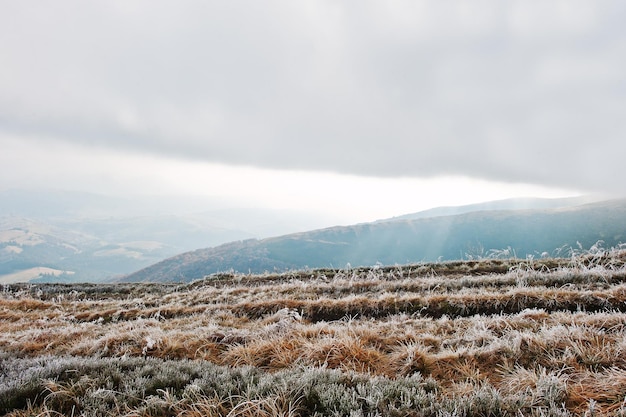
[2,247,626,416]
[123,199,626,282]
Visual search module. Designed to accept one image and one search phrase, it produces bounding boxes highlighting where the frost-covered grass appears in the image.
[2,250,626,415]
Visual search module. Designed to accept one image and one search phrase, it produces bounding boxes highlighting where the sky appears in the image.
[1,1,624,223]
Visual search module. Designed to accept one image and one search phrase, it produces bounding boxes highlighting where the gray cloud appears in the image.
[1,0,625,194]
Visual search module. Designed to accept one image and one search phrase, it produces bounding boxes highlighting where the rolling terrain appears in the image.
[123,198,626,283]
[0,214,248,283]
[0,189,336,283]
[1,250,626,415]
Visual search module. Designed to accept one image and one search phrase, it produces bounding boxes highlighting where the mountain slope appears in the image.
[0,216,182,282]
[379,196,599,221]
[122,199,626,283]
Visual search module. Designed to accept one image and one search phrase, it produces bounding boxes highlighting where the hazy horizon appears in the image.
[0,186,595,227]
[0,186,615,284]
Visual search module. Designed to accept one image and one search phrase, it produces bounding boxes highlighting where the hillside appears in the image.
[2,251,626,415]
[0,215,246,283]
[123,199,626,283]
[0,189,336,283]
[377,195,598,221]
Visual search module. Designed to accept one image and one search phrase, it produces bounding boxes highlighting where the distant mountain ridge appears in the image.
[377,196,600,221]
[122,198,626,283]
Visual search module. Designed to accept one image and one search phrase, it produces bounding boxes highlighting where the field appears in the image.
[2,250,626,416]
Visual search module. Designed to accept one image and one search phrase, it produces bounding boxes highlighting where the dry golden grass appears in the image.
[2,252,626,415]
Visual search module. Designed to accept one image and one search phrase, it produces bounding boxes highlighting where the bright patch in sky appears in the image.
[150,159,581,222]
[0,135,580,223]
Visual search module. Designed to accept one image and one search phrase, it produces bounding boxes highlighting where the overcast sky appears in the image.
[1,1,624,222]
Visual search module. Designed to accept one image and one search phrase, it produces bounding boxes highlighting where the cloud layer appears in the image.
[2,1,625,194]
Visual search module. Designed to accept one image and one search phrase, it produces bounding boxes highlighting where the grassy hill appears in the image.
[2,251,626,415]
[123,199,626,283]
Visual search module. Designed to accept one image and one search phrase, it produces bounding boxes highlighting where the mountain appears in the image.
[0,189,339,283]
[122,198,626,283]
[0,215,191,283]
[378,196,600,221]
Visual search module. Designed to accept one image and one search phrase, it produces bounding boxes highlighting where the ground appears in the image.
[1,252,626,416]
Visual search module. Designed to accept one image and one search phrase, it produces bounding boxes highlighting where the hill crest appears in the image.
[122,198,626,283]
